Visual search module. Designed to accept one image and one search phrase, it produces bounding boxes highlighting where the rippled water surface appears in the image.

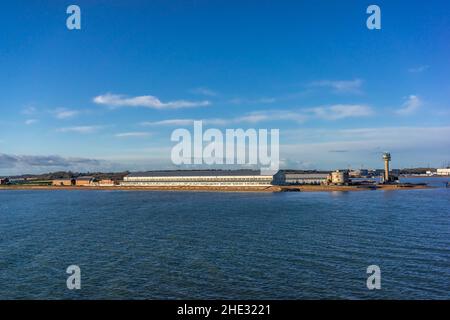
[1,178,449,299]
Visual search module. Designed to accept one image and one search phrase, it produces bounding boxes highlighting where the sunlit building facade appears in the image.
[120,170,274,186]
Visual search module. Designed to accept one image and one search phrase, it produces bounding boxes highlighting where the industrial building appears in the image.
[75,176,96,186]
[272,170,329,185]
[95,179,116,186]
[123,170,354,187]
[120,170,274,186]
[329,170,350,185]
[52,176,97,186]
[273,170,353,186]
[349,169,369,178]
[437,168,450,176]
[52,178,75,186]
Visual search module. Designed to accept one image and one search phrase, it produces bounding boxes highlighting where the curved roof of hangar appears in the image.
[126,170,266,177]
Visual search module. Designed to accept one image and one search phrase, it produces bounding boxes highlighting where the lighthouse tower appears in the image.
[382,152,391,183]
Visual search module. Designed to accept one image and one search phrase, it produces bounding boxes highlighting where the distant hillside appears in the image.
[10,171,130,180]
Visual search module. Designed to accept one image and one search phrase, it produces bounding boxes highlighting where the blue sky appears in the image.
[1,0,449,174]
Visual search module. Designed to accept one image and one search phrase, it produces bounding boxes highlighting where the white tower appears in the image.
[382,152,391,183]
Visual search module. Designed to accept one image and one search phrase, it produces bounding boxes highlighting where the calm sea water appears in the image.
[0,177,449,299]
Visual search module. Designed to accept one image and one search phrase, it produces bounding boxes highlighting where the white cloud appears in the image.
[115,132,151,138]
[93,93,210,109]
[141,105,371,127]
[396,95,422,115]
[236,113,271,123]
[237,110,306,123]
[309,104,374,120]
[142,118,232,126]
[25,119,38,125]
[243,106,372,123]
[56,126,102,134]
[310,79,363,94]
[190,87,218,97]
[53,108,79,119]
[21,106,37,115]
[141,119,197,126]
[408,65,429,73]
[140,112,301,127]
[229,97,276,105]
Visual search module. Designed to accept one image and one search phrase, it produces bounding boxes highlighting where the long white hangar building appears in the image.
[120,170,274,187]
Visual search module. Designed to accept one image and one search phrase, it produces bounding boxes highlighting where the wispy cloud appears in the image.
[21,106,37,116]
[141,111,301,126]
[328,150,350,153]
[53,108,80,119]
[408,65,429,73]
[142,118,233,126]
[396,95,422,115]
[140,105,371,127]
[309,104,373,120]
[229,97,276,105]
[115,132,151,138]
[237,110,306,123]
[141,119,197,126]
[56,126,102,134]
[190,87,218,97]
[310,79,363,94]
[25,119,38,125]
[93,93,210,109]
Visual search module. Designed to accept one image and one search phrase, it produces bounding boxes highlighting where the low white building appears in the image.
[120,170,274,186]
[436,168,450,176]
[330,170,350,185]
[272,170,330,185]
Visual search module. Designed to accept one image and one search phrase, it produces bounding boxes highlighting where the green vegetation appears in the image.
[9,180,52,186]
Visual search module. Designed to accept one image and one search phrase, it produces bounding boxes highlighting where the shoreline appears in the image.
[0,184,432,192]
